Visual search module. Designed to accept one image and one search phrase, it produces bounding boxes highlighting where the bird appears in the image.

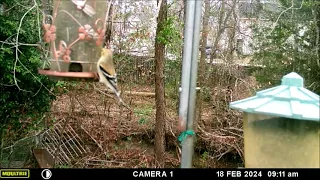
[97,48,123,104]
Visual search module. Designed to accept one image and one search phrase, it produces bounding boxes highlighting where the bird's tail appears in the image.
[115,91,124,104]
[114,91,132,111]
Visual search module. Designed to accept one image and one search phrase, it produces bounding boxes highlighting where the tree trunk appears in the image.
[210,0,237,62]
[105,2,113,47]
[226,6,237,62]
[154,0,167,168]
[314,0,320,67]
[196,0,210,129]
[183,0,187,23]
[210,1,225,62]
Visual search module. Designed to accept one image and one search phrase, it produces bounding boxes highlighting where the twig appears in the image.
[102,88,157,97]
[220,129,243,138]
[17,58,56,97]
[86,159,127,165]
[103,0,113,46]
[119,100,132,112]
[1,114,45,155]
[1,131,42,152]
[0,41,41,47]
[0,83,15,87]
[168,124,181,162]
[198,125,236,140]
[156,0,163,19]
[313,7,320,68]
[268,0,304,36]
[224,127,243,132]
[93,84,114,99]
[93,84,132,112]
[36,3,41,43]
[74,95,89,115]
[9,0,56,98]
[216,148,232,160]
[80,126,104,153]
[53,91,75,167]
[14,0,38,93]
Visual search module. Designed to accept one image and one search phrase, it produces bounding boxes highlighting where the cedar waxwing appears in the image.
[97,48,123,104]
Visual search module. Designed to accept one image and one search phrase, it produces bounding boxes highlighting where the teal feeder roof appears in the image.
[229,72,320,121]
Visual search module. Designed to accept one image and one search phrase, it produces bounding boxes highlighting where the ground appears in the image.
[19,67,258,168]
[28,79,249,168]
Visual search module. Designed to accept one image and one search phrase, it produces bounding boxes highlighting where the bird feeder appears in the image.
[229,72,320,168]
[38,0,108,81]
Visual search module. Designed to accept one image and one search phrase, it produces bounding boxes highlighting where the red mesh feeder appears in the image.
[39,0,108,81]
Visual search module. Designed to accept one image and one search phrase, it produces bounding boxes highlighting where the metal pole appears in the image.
[180,0,203,168]
[178,0,195,136]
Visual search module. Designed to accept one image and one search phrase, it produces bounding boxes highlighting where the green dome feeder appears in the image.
[229,72,319,168]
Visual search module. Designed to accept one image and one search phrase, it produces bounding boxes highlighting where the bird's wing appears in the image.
[99,64,116,80]
[99,64,118,90]
[99,61,116,76]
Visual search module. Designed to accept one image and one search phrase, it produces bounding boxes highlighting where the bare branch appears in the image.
[14,0,38,93]
[3,0,57,98]
[156,0,163,19]
[312,5,320,67]
[268,0,304,35]
[0,41,40,47]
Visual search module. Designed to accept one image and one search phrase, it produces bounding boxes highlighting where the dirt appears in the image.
[44,82,244,168]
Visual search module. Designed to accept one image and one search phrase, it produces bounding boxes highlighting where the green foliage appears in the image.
[156,16,183,54]
[165,59,180,84]
[134,105,153,125]
[56,164,70,168]
[0,1,55,138]
[159,11,184,95]
[252,0,320,94]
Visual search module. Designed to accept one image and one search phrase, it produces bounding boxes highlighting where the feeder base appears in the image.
[38,69,99,82]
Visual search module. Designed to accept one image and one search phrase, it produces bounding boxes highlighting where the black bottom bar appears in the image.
[0,168,319,179]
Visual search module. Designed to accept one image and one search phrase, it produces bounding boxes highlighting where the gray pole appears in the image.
[180,0,203,168]
[179,0,195,130]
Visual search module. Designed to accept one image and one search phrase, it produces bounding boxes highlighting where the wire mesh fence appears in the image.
[39,120,87,166]
[0,135,37,168]
[0,119,87,168]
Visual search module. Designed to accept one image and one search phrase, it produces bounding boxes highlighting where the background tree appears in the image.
[0,0,55,141]
[197,0,210,128]
[3,0,317,169]
[252,0,320,94]
[154,0,167,167]
[0,0,55,166]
